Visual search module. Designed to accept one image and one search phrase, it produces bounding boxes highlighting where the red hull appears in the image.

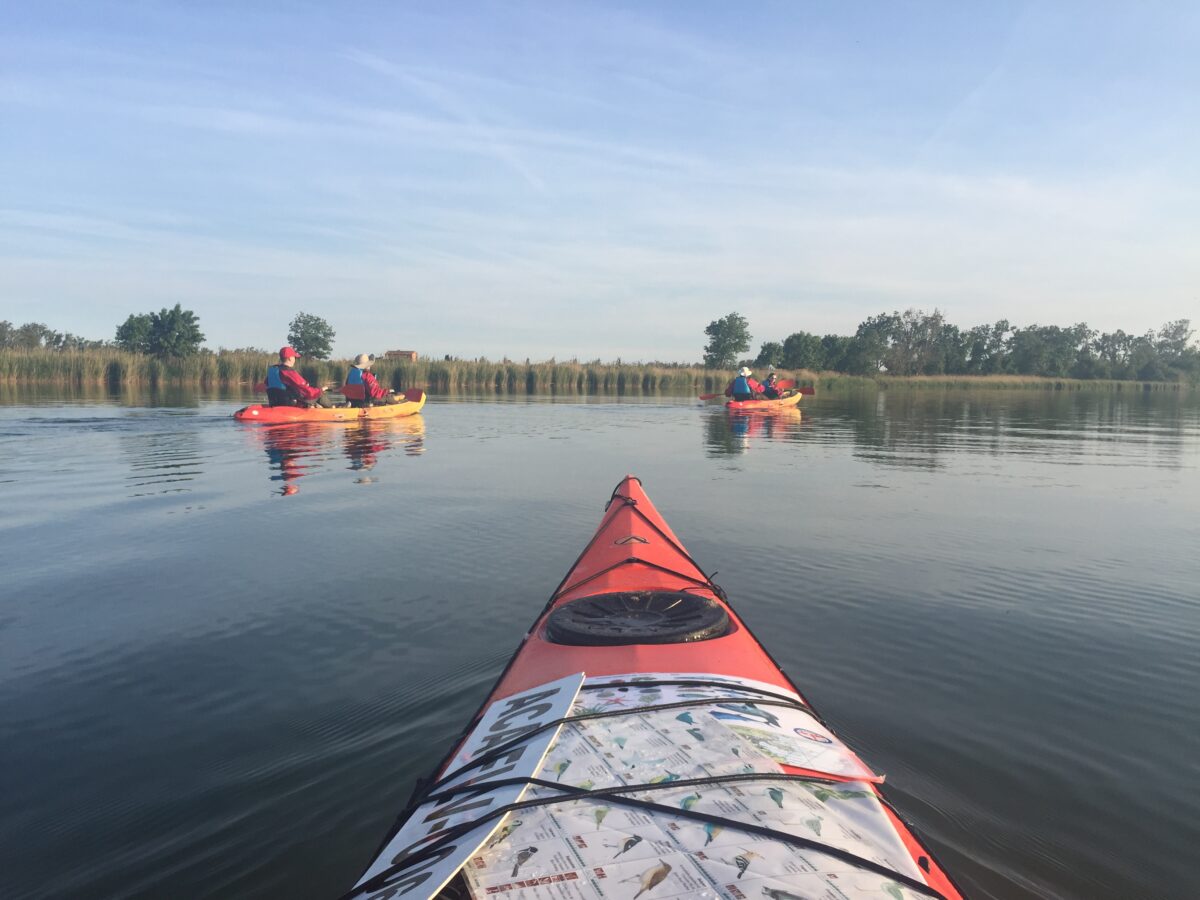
[233,390,425,422]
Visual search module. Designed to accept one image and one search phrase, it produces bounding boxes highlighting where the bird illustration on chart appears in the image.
[626,860,672,899]
[485,818,522,849]
[731,850,761,879]
[715,703,781,728]
[611,834,643,858]
[510,846,537,877]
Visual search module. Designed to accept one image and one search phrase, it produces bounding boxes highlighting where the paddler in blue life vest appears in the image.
[341,354,404,406]
[265,346,335,408]
[761,367,781,399]
[725,366,765,401]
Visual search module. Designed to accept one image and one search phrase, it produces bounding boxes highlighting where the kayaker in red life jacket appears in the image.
[341,354,405,406]
[265,346,335,408]
[725,367,764,401]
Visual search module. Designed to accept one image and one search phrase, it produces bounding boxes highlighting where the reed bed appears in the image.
[385,359,737,396]
[0,348,271,388]
[0,349,1190,394]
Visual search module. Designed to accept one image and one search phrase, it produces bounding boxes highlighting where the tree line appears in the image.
[6,304,1197,383]
[1,308,336,360]
[704,310,1199,382]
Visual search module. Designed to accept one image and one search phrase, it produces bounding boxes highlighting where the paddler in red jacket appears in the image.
[265,346,335,407]
[341,354,405,406]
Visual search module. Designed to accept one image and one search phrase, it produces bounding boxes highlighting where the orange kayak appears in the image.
[233,390,425,423]
[346,476,963,900]
[726,391,803,411]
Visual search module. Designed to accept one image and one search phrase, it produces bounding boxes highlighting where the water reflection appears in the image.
[247,416,426,495]
[699,390,1197,470]
[703,407,804,456]
[0,382,216,408]
[831,390,1196,470]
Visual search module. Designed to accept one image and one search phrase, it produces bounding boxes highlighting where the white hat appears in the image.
[738,367,752,376]
[354,353,374,367]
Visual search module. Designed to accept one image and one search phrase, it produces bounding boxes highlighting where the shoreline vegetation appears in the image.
[0,348,1193,395]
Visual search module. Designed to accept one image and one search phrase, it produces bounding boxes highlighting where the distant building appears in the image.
[384,350,418,362]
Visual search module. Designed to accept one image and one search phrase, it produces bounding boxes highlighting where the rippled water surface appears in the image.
[1,390,1197,899]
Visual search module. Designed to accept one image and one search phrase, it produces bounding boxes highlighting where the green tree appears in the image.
[117,305,204,358]
[1130,334,1166,381]
[148,305,205,358]
[1007,323,1090,377]
[781,331,824,370]
[115,314,153,353]
[842,313,898,375]
[820,334,852,371]
[754,341,783,367]
[884,309,949,375]
[937,322,968,375]
[964,320,1011,375]
[1156,319,1194,362]
[12,321,53,349]
[288,312,336,360]
[702,312,751,368]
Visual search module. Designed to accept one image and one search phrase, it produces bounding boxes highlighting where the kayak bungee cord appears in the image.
[552,558,715,600]
[346,692,947,900]
[343,774,948,900]
[548,483,723,604]
[425,691,827,794]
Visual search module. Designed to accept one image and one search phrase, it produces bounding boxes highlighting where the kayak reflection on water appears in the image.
[250,416,425,495]
[705,408,803,457]
[258,423,329,495]
[343,417,425,483]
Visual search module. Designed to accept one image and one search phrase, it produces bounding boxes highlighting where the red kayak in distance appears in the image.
[344,476,963,900]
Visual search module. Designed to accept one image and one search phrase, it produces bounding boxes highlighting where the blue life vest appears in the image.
[343,366,368,402]
[731,375,751,397]
[265,365,298,406]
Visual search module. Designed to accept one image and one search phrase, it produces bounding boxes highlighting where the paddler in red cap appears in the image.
[264,346,335,408]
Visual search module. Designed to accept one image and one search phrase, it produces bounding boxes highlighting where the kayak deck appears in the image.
[233,390,425,422]
[346,476,962,900]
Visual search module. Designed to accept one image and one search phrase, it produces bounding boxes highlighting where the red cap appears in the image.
[279,346,300,360]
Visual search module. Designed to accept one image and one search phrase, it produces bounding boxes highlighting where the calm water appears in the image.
[1,390,1198,900]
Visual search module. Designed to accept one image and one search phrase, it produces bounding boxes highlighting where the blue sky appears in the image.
[2,1,1197,361]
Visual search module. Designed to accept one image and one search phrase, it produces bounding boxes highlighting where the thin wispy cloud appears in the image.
[346,49,548,193]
